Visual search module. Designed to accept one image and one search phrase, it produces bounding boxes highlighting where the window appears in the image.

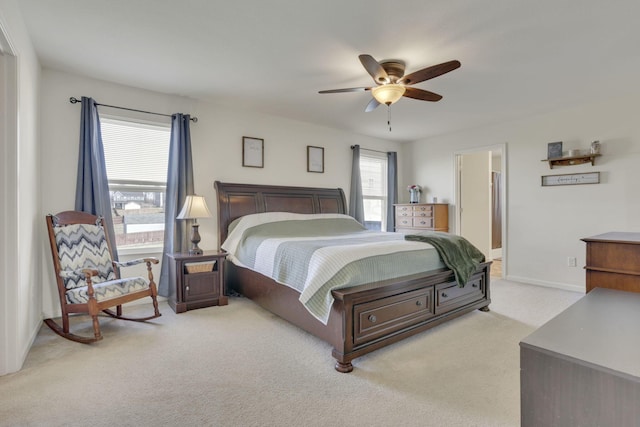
[360,152,388,231]
[101,117,170,252]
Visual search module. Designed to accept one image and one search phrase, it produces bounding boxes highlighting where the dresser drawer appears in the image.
[413,217,434,228]
[586,241,640,273]
[396,205,412,216]
[413,205,433,215]
[354,288,434,346]
[435,276,484,314]
[396,217,413,227]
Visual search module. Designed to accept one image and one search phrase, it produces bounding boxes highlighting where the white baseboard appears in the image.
[506,275,583,293]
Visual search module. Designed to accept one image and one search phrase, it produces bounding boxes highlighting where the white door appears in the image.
[459,151,492,259]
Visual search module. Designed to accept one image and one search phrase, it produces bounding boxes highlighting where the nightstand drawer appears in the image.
[184,272,220,302]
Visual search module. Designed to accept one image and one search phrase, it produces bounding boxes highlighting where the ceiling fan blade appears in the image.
[403,87,443,102]
[318,87,371,94]
[365,98,380,112]
[359,54,389,84]
[399,60,461,85]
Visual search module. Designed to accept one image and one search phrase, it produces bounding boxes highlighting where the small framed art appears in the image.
[307,146,324,173]
[547,141,563,159]
[243,137,264,168]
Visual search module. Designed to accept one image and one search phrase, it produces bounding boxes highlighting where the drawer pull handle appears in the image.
[472,283,478,288]
[441,292,448,298]
[368,315,377,323]
[186,286,190,294]
[416,300,422,306]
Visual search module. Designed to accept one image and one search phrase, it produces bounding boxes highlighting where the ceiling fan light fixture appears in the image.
[371,84,406,105]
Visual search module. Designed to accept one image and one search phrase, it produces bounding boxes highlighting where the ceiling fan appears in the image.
[319,54,461,112]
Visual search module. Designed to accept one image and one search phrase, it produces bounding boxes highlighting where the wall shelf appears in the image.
[541,154,601,169]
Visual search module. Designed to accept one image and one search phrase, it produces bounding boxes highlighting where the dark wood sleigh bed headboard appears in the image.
[214,181,347,245]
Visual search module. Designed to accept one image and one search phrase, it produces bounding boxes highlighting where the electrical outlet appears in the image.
[567,257,577,267]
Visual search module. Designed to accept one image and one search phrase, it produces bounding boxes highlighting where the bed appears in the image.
[215,181,491,373]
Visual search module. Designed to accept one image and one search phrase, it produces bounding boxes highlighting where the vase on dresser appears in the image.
[409,189,420,203]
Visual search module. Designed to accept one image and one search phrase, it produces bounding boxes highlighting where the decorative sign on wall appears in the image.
[541,172,600,186]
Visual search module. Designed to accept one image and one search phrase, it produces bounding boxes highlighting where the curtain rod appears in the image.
[351,145,390,154]
[69,97,198,122]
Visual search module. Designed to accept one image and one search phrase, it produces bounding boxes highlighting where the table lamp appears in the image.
[176,195,212,255]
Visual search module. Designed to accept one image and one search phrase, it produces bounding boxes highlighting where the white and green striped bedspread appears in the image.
[222,213,445,324]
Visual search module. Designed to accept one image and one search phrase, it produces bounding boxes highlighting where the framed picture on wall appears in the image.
[307,146,324,173]
[243,136,264,168]
[547,141,563,159]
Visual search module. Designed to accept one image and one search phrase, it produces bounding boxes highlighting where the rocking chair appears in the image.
[45,210,161,343]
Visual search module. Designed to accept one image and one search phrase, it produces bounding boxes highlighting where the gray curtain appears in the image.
[386,151,398,232]
[159,114,195,296]
[349,145,365,224]
[74,96,118,261]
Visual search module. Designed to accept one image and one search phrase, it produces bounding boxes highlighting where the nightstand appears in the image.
[167,251,228,313]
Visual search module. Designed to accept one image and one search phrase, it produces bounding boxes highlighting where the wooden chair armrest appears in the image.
[113,258,159,284]
[114,257,159,268]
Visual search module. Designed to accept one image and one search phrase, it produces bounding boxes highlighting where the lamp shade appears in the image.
[176,195,212,220]
[371,84,406,105]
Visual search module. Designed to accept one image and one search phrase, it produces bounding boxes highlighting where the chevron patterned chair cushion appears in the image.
[54,222,150,303]
[65,276,150,304]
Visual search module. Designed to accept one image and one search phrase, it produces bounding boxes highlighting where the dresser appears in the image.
[394,203,448,233]
[520,288,640,426]
[582,232,640,293]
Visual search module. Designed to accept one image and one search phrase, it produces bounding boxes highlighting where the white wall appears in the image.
[39,68,403,319]
[404,94,640,291]
[0,0,41,375]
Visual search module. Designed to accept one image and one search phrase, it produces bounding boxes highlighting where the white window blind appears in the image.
[100,117,171,251]
[101,118,170,184]
[360,152,388,231]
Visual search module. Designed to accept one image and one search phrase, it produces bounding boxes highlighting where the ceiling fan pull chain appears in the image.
[387,105,392,132]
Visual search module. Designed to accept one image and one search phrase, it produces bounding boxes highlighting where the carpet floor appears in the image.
[0,279,582,427]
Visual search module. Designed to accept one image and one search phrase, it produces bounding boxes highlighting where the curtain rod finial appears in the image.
[69,97,80,104]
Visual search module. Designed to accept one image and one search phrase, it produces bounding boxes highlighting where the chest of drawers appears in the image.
[520,288,640,426]
[394,203,449,233]
[582,232,640,293]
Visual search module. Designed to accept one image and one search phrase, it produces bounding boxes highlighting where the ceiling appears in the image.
[16,0,640,142]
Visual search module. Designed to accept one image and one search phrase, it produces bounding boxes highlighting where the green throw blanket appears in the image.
[405,232,485,286]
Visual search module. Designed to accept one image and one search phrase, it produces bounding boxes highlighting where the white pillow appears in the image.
[222,212,356,255]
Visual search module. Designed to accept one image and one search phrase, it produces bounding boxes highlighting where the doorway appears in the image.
[455,144,507,279]
[0,25,20,375]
